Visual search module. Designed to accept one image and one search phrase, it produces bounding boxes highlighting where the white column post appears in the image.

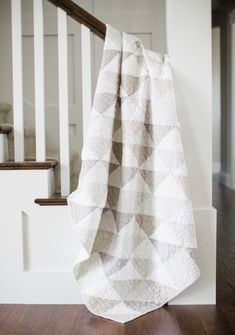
[11,0,24,161]
[230,23,235,188]
[166,0,216,304]
[81,24,92,143]
[57,8,70,196]
[33,0,46,162]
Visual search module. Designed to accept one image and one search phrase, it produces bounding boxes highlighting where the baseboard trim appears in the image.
[219,171,235,190]
[212,161,221,174]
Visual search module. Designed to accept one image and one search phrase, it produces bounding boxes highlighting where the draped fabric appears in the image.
[67,24,201,323]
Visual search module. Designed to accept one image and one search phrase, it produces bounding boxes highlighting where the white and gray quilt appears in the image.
[67,24,201,323]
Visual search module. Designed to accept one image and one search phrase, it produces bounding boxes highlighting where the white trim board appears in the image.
[219,171,235,190]
[213,161,221,174]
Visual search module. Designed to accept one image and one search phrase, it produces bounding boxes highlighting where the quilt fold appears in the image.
[67,24,201,323]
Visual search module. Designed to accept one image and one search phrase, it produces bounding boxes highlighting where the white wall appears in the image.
[166,0,216,304]
[92,0,166,95]
[166,0,213,207]
[220,12,235,189]
[212,28,221,173]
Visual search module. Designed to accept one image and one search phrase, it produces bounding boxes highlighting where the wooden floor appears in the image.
[0,176,235,335]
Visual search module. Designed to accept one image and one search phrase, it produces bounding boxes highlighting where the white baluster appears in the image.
[57,8,70,196]
[33,0,46,161]
[11,0,24,161]
[0,134,8,163]
[81,24,92,142]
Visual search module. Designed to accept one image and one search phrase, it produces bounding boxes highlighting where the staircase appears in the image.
[0,102,80,194]
[0,0,106,204]
[0,0,107,304]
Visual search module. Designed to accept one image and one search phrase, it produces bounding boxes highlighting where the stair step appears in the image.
[35,193,68,206]
[0,159,58,170]
[0,102,11,113]
[0,102,11,124]
[6,130,80,192]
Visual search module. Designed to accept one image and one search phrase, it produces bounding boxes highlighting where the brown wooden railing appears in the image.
[47,0,106,39]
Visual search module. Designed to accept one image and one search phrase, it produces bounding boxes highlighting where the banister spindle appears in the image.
[81,24,92,142]
[57,8,70,196]
[11,0,24,161]
[33,0,46,161]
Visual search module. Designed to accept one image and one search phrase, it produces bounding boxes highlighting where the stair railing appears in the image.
[11,0,106,196]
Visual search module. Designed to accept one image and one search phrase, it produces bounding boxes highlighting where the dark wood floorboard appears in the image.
[0,175,235,334]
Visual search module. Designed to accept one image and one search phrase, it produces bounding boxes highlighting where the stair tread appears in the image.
[35,193,68,206]
[0,159,58,170]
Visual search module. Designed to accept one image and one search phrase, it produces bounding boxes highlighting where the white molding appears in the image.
[21,210,29,271]
[212,161,221,174]
[231,24,235,190]
[219,170,235,190]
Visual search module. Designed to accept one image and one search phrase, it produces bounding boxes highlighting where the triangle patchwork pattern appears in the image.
[67,24,201,323]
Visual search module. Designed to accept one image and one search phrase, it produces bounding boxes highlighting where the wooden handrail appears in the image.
[47,0,106,39]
